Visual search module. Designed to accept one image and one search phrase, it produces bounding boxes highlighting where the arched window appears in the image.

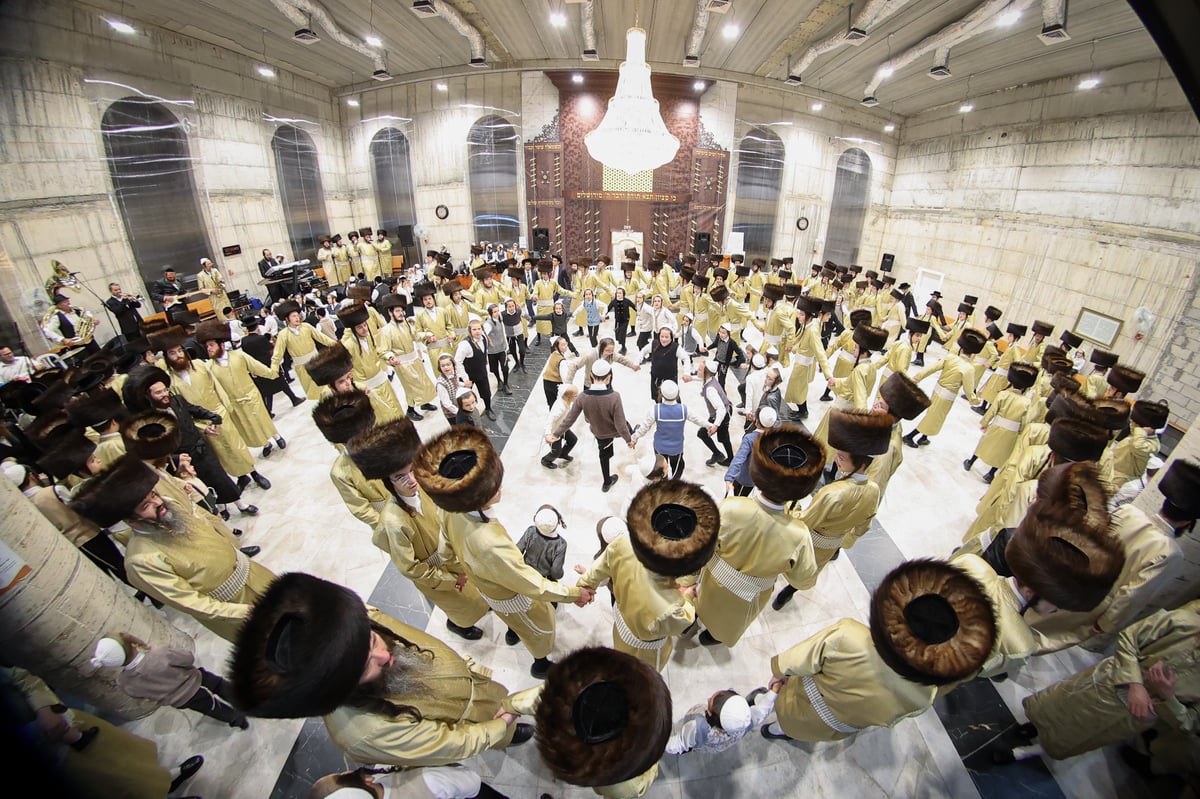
[467,116,520,244]
[731,127,785,263]
[102,98,212,295]
[370,127,417,244]
[824,148,872,267]
[271,125,330,261]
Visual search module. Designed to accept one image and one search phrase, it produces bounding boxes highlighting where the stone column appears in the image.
[0,478,193,719]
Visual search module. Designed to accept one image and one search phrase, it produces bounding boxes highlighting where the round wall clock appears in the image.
[796,216,810,231]
[435,204,449,220]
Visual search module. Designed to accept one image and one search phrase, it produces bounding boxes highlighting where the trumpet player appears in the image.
[106,282,145,340]
[42,293,100,354]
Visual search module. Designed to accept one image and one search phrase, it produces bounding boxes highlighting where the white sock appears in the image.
[236,500,250,510]
[767,722,784,736]
[1012,744,1044,761]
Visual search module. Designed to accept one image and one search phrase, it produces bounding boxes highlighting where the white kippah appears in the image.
[720,322,732,332]
[90,638,126,669]
[718,695,752,734]
[591,359,612,378]
[599,516,627,543]
[455,386,475,401]
[324,789,375,799]
[534,506,561,535]
[659,380,679,400]
[681,310,694,320]
[2,460,27,485]
[638,451,660,477]
[751,354,766,369]
[758,407,779,428]
[765,345,779,356]
[704,359,720,374]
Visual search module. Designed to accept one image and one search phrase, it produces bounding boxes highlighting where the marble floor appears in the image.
[107,322,1168,799]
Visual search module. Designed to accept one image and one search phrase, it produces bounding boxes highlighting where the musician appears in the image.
[42,294,100,354]
[197,258,229,313]
[258,249,287,303]
[149,267,185,311]
[105,283,144,340]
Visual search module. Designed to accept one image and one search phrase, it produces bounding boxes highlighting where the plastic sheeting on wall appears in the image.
[824,148,872,267]
[731,127,785,264]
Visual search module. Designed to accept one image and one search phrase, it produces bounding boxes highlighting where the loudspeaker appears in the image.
[880,253,895,272]
[694,231,711,256]
[532,227,550,252]
[397,225,415,247]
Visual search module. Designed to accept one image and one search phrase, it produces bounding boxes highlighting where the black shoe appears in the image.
[69,726,99,752]
[601,475,618,493]
[485,408,497,421]
[698,629,721,646]
[276,436,286,450]
[239,546,261,558]
[219,508,230,521]
[772,587,797,611]
[761,725,789,741]
[990,747,1016,765]
[1015,722,1038,742]
[421,403,439,411]
[230,715,250,730]
[240,504,259,516]
[718,456,732,467]
[746,687,768,705]
[290,396,305,407]
[406,408,424,423]
[505,629,521,646]
[510,722,535,745]
[169,756,204,793]
[989,672,1009,683]
[902,433,919,449]
[531,657,554,679]
[261,442,273,458]
[446,619,484,640]
[236,475,251,491]
[540,457,558,470]
[1119,745,1154,777]
[972,404,988,416]
[819,390,833,402]
[251,472,271,490]
[706,455,720,467]
[620,348,627,356]
[795,403,809,419]
[269,412,276,419]
[913,355,925,367]
[917,436,931,446]
[559,454,573,463]
[231,528,244,537]
[983,469,996,484]
[963,459,974,472]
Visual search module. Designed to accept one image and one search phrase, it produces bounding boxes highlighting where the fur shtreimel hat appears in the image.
[65,388,124,429]
[305,343,354,387]
[709,285,729,304]
[1106,365,1145,395]
[274,300,302,322]
[121,411,180,462]
[412,426,503,513]
[906,317,931,335]
[68,454,158,528]
[850,309,874,329]
[336,302,370,330]
[984,305,1003,322]
[957,329,987,357]
[378,294,407,314]
[761,284,785,303]
[1044,392,1098,426]
[1047,417,1109,463]
[1031,461,1111,536]
[1006,323,1028,338]
[1006,363,1038,392]
[121,365,172,413]
[346,418,422,482]
[879,372,930,421]
[25,408,72,446]
[1049,372,1081,397]
[312,390,375,445]
[1159,460,1200,519]
[1093,399,1132,432]
[1060,330,1084,350]
[228,572,371,718]
[869,559,997,686]
[626,480,719,578]
[146,325,187,355]
[194,320,231,345]
[1090,349,1119,369]
[748,426,825,503]
[442,279,465,297]
[535,647,671,789]
[827,409,896,456]
[1030,320,1055,336]
[1131,399,1169,430]
[852,324,889,354]
[1007,514,1124,613]
[411,281,437,299]
[36,433,97,480]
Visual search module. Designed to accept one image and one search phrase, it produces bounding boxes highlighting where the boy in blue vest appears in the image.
[630,379,709,480]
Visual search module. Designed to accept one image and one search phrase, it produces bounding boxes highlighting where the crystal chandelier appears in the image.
[584,27,680,176]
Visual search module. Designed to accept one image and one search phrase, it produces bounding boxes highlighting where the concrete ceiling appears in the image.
[82,0,1163,116]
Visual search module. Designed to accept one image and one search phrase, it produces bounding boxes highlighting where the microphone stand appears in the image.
[72,272,119,345]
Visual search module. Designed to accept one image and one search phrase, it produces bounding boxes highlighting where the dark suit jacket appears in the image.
[240,333,273,367]
[165,394,221,455]
[901,291,919,318]
[104,296,143,339]
[150,278,184,308]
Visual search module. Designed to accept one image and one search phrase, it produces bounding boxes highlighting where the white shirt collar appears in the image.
[756,495,786,511]
[123,650,146,671]
[398,492,422,515]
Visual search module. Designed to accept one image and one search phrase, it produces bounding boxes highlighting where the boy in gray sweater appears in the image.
[517,504,568,582]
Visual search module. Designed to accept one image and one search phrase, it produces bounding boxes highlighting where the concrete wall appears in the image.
[882,58,1200,422]
[0,0,345,348]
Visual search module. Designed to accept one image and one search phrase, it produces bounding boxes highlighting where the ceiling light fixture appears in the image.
[1077,77,1099,90]
[346,98,360,107]
[436,82,448,91]
[861,96,879,107]
[585,25,680,175]
[257,66,276,78]
[365,35,382,47]
[959,102,974,113]
[550,11,567,27]
[723,24,738,39]
[106,19,136,34]
[884,123,896,132]
[811,101,824,112]
[572,73,584,84]
[996,9,1021,28]
[693,80,706,91]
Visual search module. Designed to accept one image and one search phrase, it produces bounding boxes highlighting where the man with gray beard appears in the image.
[70,455,276,643]
[229,573,541,767]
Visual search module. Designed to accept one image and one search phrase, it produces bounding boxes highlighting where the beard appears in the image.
[137,498,186,537]
[381,644,431,698]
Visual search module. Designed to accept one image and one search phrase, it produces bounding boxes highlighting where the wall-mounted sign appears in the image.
[222,244,242,257]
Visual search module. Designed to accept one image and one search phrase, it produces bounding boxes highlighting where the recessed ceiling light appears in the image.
[693,80,706,91]
[811,101,824,112]
[346,98,360,107]
[550,12,567,27]
[364,35,382,47]
[997,9,1021,27]
[106,18,136,34]
[257,66,276,78]
[723,24,738,39]
[878,66,894,78]
[1078,77,1100,90]
[435,81,448,92]
[571,73,583,84]
[884,123,896,133]
[959,102,974,113]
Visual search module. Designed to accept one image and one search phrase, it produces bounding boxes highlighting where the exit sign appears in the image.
[222,244,243,257]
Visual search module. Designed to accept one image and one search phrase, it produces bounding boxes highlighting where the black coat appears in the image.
[104,296,143,339]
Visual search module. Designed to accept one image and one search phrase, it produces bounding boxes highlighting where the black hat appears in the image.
[906,317,931,335]
[1031,320,1054,337]
[984,306,1002,322]
[749,426,825,502]
[121,411,180,461]
[828,410,896,456]
[1107,365,1144,395]
[1006,323,1028,338]
[956,303,974,315]
[879,372,930,420]
[1159,460,1200,519]
[1007,363,1038,392]
[957,329,987,356]
[1060,330,1084,350]
[305,343,354,388]
[68,454,158,528]
[1090,349,1119,369]
[1131,400,1169,430]
[36,433,97,480]
[626,480,719,578]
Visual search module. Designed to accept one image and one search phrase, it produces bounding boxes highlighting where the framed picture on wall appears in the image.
[1073,307,1123,348]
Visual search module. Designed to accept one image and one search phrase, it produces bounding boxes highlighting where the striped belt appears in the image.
[973,356,989,365]
[802,676,861,734]
[933,384,957,402]
[810,530,845,550]
[210,551,250,603]
[453,327,468,337]
[422,551,445,569]
[996,368,1009,378]
[536,299,554,307]
[292,350,316,367]
[614,604,667,651]
[428,336,452,349]
[991,416,1021,432]
[480,590,533,616]
[837,349,856,363]
[693,313,709,322]
[363,371,389,390]
[795,353,815,367]
[704,554,775,604]
[395,350,421,365]
[764,334,781,344]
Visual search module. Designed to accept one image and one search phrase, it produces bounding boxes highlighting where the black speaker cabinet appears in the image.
[397,225,415,247]
[694,231,711,256]
[532,227,550,252]
[880,253,895,272]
